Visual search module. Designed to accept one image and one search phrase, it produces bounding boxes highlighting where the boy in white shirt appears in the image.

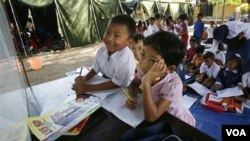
[196,51,220,87]
[72,14,136,94]
[204,21,215,44]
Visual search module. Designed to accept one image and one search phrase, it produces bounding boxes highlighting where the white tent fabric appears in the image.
[0,2,31,141]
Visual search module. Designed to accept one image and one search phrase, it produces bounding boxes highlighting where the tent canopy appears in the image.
[7,0,121,47]
[8,0,192,47]
[140,0,192,19]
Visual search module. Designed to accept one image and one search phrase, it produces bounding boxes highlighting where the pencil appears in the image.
[79,67,83,76]
[121,88,133,102]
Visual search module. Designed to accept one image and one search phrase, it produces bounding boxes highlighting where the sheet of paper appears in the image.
[183,95,197,109]
[187,82,213,96]
[102,91,144,128]
[185,74,191,80]
[217,87,244,98]
[243,100,250,109]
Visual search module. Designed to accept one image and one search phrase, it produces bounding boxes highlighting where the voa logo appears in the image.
[226,129,246,136]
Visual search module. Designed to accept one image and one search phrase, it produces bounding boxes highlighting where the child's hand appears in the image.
[142,59,166,84]
[238,83,244,90]
[196,77,202,83]
[211,83,221,91]
[75,76,86,83]
[72,81,89,94]
[126,98,137,109]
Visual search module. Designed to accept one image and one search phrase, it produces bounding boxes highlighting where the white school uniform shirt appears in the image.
[143,24,158,37]
[242,72,250,88]
[206,26,215,39]
[93,46,136,87]
[215,51,225,65]
[200,62,220,78]
[211,21,250,52]
[148,24,159,33]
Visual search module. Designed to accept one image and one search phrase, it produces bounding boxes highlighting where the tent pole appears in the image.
[215,0,218,24]
[90,1,102,42]
[118,0,125,14]
[54,0,71,48]
[8,0,28,57]
[29,9,36,31]
[221,0,226,23]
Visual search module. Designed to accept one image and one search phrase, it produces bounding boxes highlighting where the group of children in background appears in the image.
[71,13,250,140]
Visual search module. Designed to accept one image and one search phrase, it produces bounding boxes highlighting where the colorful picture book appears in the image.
[27,96,101,141]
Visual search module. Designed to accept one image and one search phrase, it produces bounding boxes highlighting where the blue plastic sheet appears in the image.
[186,91,250,141]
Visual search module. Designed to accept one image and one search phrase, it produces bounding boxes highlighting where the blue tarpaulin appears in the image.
[186,91,250,141]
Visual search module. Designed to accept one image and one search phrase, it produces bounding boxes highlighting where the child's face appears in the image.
[140,46,163,75]
[190,41,197,48]
[130,40,143,60]
[103,23,131,55]
[197,15,202,20]
[204,58,214,67]
[227,59,238,70]
[197,53,203,57]
[149,19,155,25]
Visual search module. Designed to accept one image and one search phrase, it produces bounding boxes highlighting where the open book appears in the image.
[27,96,101,141]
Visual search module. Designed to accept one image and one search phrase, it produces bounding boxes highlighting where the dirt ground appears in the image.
[23,27,196,86]
[22,43,102,86]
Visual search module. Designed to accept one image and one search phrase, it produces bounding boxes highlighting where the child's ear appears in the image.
[127,39,133,47]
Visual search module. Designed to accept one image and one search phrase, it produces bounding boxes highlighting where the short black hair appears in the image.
[143,31,186,66]
[213,25,229,41]
[133,33,144,43]
[195,45,205,53]
[198,13,203,17]
[149,17,155,21]
[178,14,188,21]
[155,13,161,20]
[110,14,136,38]
[189,37,199,44]
[203,51,215,60]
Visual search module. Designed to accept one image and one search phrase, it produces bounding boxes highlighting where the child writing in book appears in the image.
[211,54,243,91]
[185,45,205,76]
[72,14,136,94]
[126,31,195,126]
[196,51,220,88]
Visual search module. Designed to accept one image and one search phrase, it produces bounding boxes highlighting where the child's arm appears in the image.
[72,80,119,94]
[75,69,97,83]
[126,76,141,109]
[143,80,171,122]
[141,60,171,122]
[196,73,205,83]
[85,69,97,81]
